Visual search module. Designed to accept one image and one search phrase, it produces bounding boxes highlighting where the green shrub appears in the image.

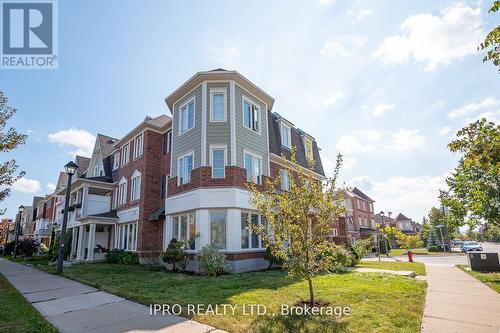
[379,238,391,254]
[105,249,138,265]
[2,241,17,256]
[197,245,230,276]
[428,245,438,252]
[18,239,39,257]
[350,238,372,265]
[162,238,186,271]
[264,246,284,269]
[321,244,353,271]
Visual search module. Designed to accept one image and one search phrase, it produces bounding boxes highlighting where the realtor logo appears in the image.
[1,0,58,69]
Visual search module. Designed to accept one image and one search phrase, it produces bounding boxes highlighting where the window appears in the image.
[134,134,143,158]
[122,144,130,166]
[304,137,313,160]
[131,173,141,201]
[210,89,226,122]
[241,212,267,249]
[172,213,196,250]
[180,99,195,134]
[280,123,291,148]
[244,153,261,184]
[94,162,104,177]
[331,228,338,236]
[160,175,166,198]
[243,99,259,132]
[210,211,226,249]
[113,152,120,170]
[280,169,290,191]
[118,178,127,205]
[117,222,137,251]
[163,131,172,154]
[357,200,360,209]
[211,147,226,178]
[178,153,193,185]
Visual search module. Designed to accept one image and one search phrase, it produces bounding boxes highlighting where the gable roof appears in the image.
[113,115,172,148]
[268,112,325,177]
[97,134,118,157]
[352,187,375,202]
[75,155,91,175]
[395,213,411,221]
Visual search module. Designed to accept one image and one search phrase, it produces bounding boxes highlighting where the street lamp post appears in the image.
[56,161,78,274]
[3,219,11,256]
[13,205,25,259]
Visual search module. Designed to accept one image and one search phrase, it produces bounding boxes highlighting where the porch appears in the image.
[69,219,116,262]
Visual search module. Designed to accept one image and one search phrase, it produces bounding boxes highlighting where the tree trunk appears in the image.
[308,278,315,306]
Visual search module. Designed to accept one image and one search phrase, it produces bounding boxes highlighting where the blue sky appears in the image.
[1,0,499,223]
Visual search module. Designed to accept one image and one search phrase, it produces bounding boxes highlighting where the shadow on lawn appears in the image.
[249,313,349,333]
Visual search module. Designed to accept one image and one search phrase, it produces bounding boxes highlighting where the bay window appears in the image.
[178,153,193,185]
[210,211,226,249]
[241,212,267,249]
[243,98,259,132]
[210,89,226,122]
[211,146,226,178]
[180,99,195,134]
[172,212,196,250]
[244,152,261,184]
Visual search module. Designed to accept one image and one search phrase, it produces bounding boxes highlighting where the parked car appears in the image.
[461,241,483,252]
[452,239,463,246]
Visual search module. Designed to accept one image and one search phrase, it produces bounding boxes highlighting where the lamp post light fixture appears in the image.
[56,161,78,274]
[13,205,25,259]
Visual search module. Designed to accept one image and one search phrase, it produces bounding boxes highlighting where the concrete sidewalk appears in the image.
[421,265,500,333]
[0,258,224,333]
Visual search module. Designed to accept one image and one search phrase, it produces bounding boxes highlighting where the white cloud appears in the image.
[322,92,346,108]
[11,178,41,194]
[347,173,448,220]
[342,156,358,169]
[448,97,499,119]
[438,126,451,136]
[336,128,425,154]
[48,128,95,157]
[319,0,335,6]
[320,36,366,58]
[374,2,484,71]
[348,9,373,22]
[371,104,395,117]
[207,46,241,68]
[46,182,56,192]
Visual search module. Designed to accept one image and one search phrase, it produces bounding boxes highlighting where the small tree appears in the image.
[249,149,344,306]
[427,227,439,249]
[162,238,185,272]
[397,234,423,251]
[478,1,500,72]
[350,237,372,265]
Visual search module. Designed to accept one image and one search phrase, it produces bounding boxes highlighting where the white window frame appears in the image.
[331,228,338,236]
[240,212,268,249]
[121,144,130,166]
[210,210,227,250]
[130,170,141,202]
[165,131,172,153]
[179,97,195,135]
[209,144,227,179]
[209,88,227,122]
[280,169,290,191]
[244,150,262,185]
[280,123,292,148]
[118,177,128,206]
[171,212,196,250]
[117,222,138,251]
[177,151,194,185]
[112,152,120,170]
[304,137,314,160]
[134,133,143,159]
[242,96,261,135]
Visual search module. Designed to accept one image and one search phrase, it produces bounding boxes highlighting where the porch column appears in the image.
[76,225,85,260]
[70,227,78,259]
[87,223,96,261]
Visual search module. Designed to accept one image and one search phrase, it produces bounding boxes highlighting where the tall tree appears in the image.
[478,1,500,72]
[441,119,500,227]
[0,92,27,202]
[249,150,344,306]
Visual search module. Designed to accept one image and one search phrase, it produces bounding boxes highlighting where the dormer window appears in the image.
[280,123,291,148]
[94,162,104,177]
[243,98,259,133]
[304,137,313,161]
[113,152,120,170]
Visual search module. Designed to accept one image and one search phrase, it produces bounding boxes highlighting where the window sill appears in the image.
[178,127,195,137]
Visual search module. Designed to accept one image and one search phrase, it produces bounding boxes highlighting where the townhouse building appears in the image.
[42,70,326,272]
[394,213,420,235]
[19,205,33,241]
[33,194,57,246]
[330,187,377,245]
[374,213,396,229]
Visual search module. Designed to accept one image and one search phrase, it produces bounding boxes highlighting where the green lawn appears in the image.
[357,261,426,276]
[457,265,500,293]
[41,263,426,333]
[388,248,459,256]
[0,273,58,333]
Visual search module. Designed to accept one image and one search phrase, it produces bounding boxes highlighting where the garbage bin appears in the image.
[468,252,500,271]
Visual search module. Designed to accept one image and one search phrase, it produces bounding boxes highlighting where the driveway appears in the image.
[0,258,225,333]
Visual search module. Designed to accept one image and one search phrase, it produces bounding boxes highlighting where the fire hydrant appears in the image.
[408,250,414,263]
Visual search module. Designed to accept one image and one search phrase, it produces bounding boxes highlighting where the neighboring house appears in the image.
[19,205,33,241]
[33,194,57,246]
[164,69,325,272]
[374,213,396,228]
[330,187,376,245]
[394,213,419,235]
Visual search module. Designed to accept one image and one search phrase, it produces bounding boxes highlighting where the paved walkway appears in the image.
[0,258,225,333]
[421,264,500,333]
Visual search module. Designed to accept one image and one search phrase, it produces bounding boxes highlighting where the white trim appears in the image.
[209,144,227,179]
[133,132,144,159]
[264,102,270,176]
[280,122,292,149]
[177,150,194,185]
[230,81,236,165]
[241,95,261,135]
[117,177,128,206]
[121,144,130,166]
[178,96,196,136]
[209,209,227,250]
[130,170,142,202]
[201,82,207,165]
[209,88,228,123]
[112,152,120,170]
[243,149,263,185]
